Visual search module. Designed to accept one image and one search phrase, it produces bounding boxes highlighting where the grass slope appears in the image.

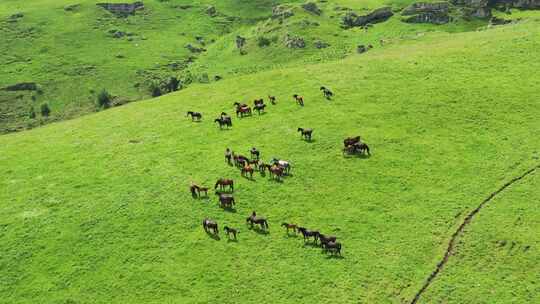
[1,20,540,303]
[0,0,485,133]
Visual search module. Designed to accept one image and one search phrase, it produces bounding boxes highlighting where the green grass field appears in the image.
[1,11,539,302]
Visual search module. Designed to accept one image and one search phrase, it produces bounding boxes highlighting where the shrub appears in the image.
[40,103,51,117]
[28,107,36,119]
[150,82,162,97]
[167,77,181,92]
[97,89,112,108]
[257,36,272,48]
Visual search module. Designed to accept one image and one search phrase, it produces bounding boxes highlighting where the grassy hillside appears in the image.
[1,19,539,303]
[0,0,488,133]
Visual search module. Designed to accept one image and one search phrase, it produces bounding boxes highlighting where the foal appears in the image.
[268,95,276,105]
[292,94,304,106]
[281,223,298,234]
[224,226,238,240]
[320,86,333,100]
[186,111,202,121]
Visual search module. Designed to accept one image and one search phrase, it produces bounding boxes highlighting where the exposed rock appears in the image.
[489,16,513,25]
[185,44,206,53]
[296,19,320,27]
[495,0,540,9]
[314,40,330,49]
[451,0,491,18]
[402,2,451,24]
[302,2,322,15]
[272,5,294,19]
[2,82,39,91]
[342,7,394,28]
[96,2,144,17]
[64,4,81,11]
[206,5,217,17]
[284,34,306,48]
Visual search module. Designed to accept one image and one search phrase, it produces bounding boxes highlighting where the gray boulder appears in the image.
[96,2,144,17]
[451,0,491,18]
[284,35,306,48]
[342,7,394,28]
[314,40,330,49]
[402,2,451,24]
[302,2,322,15]
[272,5,294,19]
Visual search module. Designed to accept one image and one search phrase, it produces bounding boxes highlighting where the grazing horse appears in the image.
[225,148,233,165]
[344,136,361,147]
[203,218,219,235]
[224,226,238,240]
[344,142,370,155]
[233,102,248,109]
[186,111,202,121]
[323,241,342,255]
[317,233,337,248]
[217,193,235,208]
[268,95,276,105]
[236,106,252,117]
[297,128,313,141]
[233,153,249,168]
[241,164,254,179]
[264,164,284,181]
[320,86,334,100]
[281,223,298,234]
[190,183,208,198]
[250,147,260,160]
[215,117,232,128]
[246,214,269,230]
[254,98,264,106]
[298,227,319,243]
[215,178,234,192]
[247,159,260,169]
[292,94,304,106]
[254,103,266,114]
[271,158,291,174]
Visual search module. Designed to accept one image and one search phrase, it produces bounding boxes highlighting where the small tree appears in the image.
[97,89,112,109]
[149,82,162,97]
[167,77,181,92]
[40,103,51,117]
[28,106,36,119]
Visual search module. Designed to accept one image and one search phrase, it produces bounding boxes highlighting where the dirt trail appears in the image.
[410,164,540,304]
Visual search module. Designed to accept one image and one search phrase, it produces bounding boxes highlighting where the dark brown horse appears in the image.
[344,142,370,155]
[254,103,266,114]
[320,86,333,100]
[236,106,252,117]
[224,226,238,240]
[317,233,337,247]
[293,94,304,106]
[344,136,361,147]
[225,148,233,165]
[241,164,254,179]
[233,153,249,167]
[233,102,248,109]
[190,183,208,198]
[246,215,269,230]
[215,117,232,128]
[254,98,264,106]
[264,164,284,181]
[217,193,235,208]
[186,111,202,121]
[203,218,218,234]
[298,227,319,243]
[323,241,342,255]
[268,95,276,105]
[297,128,313,141]
[215,178,234,192]
[281,223,298,234]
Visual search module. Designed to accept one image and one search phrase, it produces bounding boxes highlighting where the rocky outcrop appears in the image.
[284,35,306,48]
[2,82,38,91]
[489,16,513,25]
[402,2,451,24]
[342,7,394,28]
[272,5,294,19]
[451,0,491,18]
[96,2,144,17]
[185,44,206,53]
[302,2,322,15]
[314,40,330,49]
[494,0,540,9]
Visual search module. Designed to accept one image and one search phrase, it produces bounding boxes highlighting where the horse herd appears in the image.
[189,86,373,258]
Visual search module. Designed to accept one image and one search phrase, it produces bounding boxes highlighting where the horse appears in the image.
[186,111,202,121]
[217,193,235,209]
[344,136,361,147]
[264,164,284,181]
[214,117,232,129]
[271,158,291,174]
[250,147,260,160]
[298,227,319,243]
[297,128,313,141]
[268,95,276,105]
[317,233,337,248]
[344,142,370,156]
[190,184,208,198]
[233,153,249,168]
[236,106,252,117]
[281,223,298,234]
[241,164,254,179]
[225,148,233,165]
[246,214,269,230]
[254,103,266,114]
[323,241,342,255]
[253,99,264,106]
[233,102,248,109]
[224,226,238,240]
[293,94,304,106]
[320,86,333,100]
[203,218,218,235]
[215,178,234,192]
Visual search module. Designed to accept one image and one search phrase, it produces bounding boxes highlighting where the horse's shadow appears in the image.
[344,153,371,160]
[226,238,238,243]
[222,207,237,213]
[248,226,270,235]
[325,254,345,260]
[205,231,220,241]
[303,139,316,143]
[302,241,320,248]
[284,233,299,238]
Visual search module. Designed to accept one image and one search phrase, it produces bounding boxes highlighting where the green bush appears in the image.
[97,89,112,109]
[40,103,51,117]
[150,82,162,97]
[28,107,36,119]
[257,36,272,48]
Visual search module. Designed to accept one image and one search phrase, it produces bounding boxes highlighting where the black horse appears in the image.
[320,86,333,100]
[317,232,337,248]
[268,95,276,105]
[298,227,319,243]
[246,213,269,230]
[250,147,260,160]
[254,103,266,114]
[203,218,218,235]
[186,111,202,121]
[225,148,233,165]
[323,241,342,255]
[297,128,313,141]
[224,226,238,240]
[344,142,370,156]
[217,193,235,209]
[214,117,232,128]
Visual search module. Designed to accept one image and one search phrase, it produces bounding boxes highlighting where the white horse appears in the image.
[271,158,291,174]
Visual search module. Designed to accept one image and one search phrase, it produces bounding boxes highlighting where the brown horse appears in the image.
[323,241,342,255]
[233,153,249,167]
[344,136,361,147]
[236,106,252,117]
[264,164,284,181]
[281,223,298,234]
[317,233,337,248]
[268,95,276,105]
[190,183,208,198]
[241,164,254,179]
[215,178,234,192]
[203,218,219,235]
[224,226,238,240]
[186,111,202,121]
[246,214,269,230]
[344,142,370,155]
[217,193,235,209]
[298,227,319,243]
[297,128,313,141]
[293,94,304,106]
[233,102,248,109]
